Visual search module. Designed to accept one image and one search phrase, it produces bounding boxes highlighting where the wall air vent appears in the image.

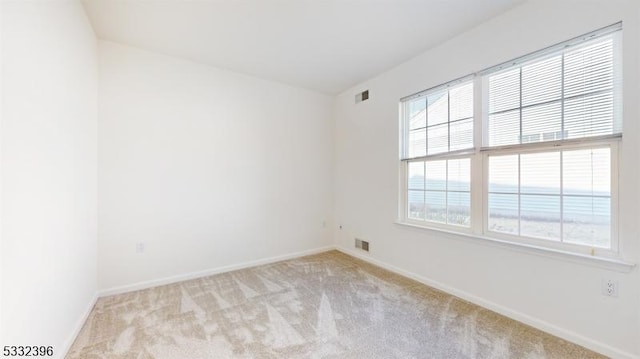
[355,238,369,252]
[355,90,369,103]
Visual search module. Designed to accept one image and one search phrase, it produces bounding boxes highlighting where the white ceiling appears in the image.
[83,0,522,94]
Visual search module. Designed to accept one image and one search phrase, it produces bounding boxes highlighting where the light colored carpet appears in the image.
[67,250,604,358]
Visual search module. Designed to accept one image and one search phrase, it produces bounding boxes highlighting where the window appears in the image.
[401,79,474,229]
[485,32,621,147]
[400,23,622,256]
[403,80,474,158]
[486,146,613,248]
[407,158,471,227]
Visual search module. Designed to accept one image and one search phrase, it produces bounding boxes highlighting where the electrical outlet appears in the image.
[136,242,145,254]
[601,279,618,297]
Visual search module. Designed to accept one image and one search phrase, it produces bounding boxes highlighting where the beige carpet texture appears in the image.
[67,250,604,358]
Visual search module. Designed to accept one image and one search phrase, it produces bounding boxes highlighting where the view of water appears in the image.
[408,177,609,221]
[407,176,611,247]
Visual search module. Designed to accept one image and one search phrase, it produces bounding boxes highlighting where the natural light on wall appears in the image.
[400,22,622,257]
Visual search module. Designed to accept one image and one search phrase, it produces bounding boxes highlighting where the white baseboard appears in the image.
[98,246,336,297]
[59,293,97,359]
[88,244,637,358]
[335,246,638,359]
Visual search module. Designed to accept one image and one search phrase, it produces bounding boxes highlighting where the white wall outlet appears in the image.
[601,279,619,297]
[136,242,145,254]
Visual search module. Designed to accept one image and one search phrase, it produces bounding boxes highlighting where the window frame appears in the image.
[400,154,474,233]
[480,140,619,258]
[399,77,476,232]
[398,22,622,259]
[400,76,475,161]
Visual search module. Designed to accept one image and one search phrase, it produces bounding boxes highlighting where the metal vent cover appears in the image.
[355,238,369,252]
[355,90,369,103]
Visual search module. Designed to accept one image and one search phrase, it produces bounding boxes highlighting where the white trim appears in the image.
[480,30,623,151]
[401,74,474,102]
[482,141,620,257]
[401,147,475,162]
[471,76,485,235]
[66,245,636,359]
[480,134,622,153]
[402,156,474,231]
[59,293,98,359]
[401,138,623,260]
[394,221,634,272]
[477,22,622,76]
[98,246,335,297]
[334,246,638,359]
[403,217,473,234]
[400,78,475,161]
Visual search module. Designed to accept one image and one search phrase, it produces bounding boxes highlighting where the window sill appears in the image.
[394,221,636,273]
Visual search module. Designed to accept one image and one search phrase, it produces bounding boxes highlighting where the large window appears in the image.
[400,23,622,256]
[402,79,474,230]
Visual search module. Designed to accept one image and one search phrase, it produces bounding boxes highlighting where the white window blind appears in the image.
[483,23,622,149]
[487,146,612,248]
[402,79,474,160]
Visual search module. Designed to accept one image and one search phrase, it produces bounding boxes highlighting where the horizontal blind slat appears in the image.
[402,80,474,160]
[485,30,620,149]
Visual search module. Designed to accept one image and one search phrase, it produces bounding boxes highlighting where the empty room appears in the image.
[1,0,640,358]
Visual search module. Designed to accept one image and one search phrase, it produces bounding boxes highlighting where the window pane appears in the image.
[449,118,473,151]
[425,160,446,191]
[427,90,448,126]
[564,39,613,98]
[487,147,612,247]
[564,91,614,139]
[489,68,520,113]
[489,109,520,146]
[488,193,518,235]
[520,195,560,240]
[408,97,427,130]
[522,55,562,106]
[408,190,425,220]
[407,158,472,228]
[450,82,473,121]
[402,80,473,160]
[563,148,610,196]
[520,152,560,195]
[484,33,620,151]
[425,191,446,223]
[408,162,425,190]
[563,196,610,248]
[427,123,448,155]
[408,128,426,158]
[521,101,562,144]
[447,192,470,226]
[488,155,518,193]
[448,158,470,192]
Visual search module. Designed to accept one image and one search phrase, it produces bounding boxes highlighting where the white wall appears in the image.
[334,1,640,358]
[98,41,334,291]
[1,1,98,357]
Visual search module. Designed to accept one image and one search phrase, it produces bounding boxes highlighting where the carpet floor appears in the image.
[67,250,604,358]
